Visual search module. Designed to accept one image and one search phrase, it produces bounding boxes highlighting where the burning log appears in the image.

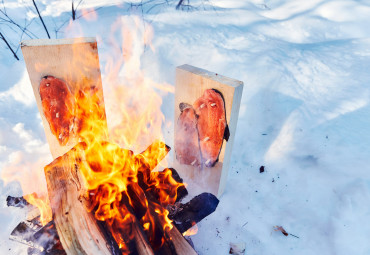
[44,144,120,255]
[43,140,198,255]
[9,216,65,255]
[168,193,219,233]
[8,140,219,254]
[7,195,29,208]
[7,195,44,222]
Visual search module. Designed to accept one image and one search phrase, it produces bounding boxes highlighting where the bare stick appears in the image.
[0,32,19,60]
[32,0,50,39]
[176,0,185,9]
[72,1,76,20]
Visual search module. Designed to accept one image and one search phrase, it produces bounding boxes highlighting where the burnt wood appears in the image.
[136,172,197,255]
[9,217,66,255]
[10,141,202,255]
[168,193,219,233]
[7,195,30,208]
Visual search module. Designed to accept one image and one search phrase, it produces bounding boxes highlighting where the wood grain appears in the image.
[44,144,115,255]
[174,65,243,197]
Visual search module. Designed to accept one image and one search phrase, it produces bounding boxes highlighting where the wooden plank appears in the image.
[168,226,197,255]
[44,144,119,255]
[174,65,243,197]
[21,38,107,159]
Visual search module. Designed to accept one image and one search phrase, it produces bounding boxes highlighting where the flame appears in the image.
[23,193,52,225]
[183,223,198,236]
[66,17,180,252]
[0,150,52,225]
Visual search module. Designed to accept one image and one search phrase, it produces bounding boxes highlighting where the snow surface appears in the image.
[1,0,370,254]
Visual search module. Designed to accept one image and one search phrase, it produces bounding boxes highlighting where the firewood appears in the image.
[6,195,44,222]
[44,144,120,255]
[143,199,197,255]
[45,142,165,255]
[133,223,155,255]
[167,193,219,233]
[7,195,29,208]
[9,217,65,255]
[10,217,44,251]
[166,168,188,203]
[119,193,155,255]
[11,140,202,255]
[135,173,197,255]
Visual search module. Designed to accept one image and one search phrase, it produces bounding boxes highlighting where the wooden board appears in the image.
[174,65,243,197]
[44,144,120,255]
[21,38,107,159]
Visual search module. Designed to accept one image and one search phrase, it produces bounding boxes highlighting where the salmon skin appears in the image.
[175,103,202,167]
[39,76,75,146]
[194,89,227,167]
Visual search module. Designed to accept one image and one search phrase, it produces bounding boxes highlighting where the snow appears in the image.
[1,0,370,254]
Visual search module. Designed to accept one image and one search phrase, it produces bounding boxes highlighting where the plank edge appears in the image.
[21,37,96,47]
[177,64,243,88]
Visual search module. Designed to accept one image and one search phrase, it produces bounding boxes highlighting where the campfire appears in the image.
[6,32,221,254]
[8,139,219,254]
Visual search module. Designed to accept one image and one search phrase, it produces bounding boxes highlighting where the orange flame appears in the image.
[23,193,52,224]
[183,223,198,236]
[0,150,52,225]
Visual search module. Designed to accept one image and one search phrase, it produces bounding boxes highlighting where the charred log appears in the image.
[9,217,65,255]
[168,193,219,233]
[7,195,30,208]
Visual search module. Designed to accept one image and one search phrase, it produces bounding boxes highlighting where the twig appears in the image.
[176,0,184,9]
[0,31,19,60]
[72,1,76,20]
[0,9,37,39]
[32,0,50,38]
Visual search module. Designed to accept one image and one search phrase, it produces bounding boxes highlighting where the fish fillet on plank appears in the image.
[39,76,75,146]
[193,89,226,167]
[175,103,202,167]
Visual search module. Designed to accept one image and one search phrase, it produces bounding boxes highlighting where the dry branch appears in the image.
[32,0,50,39]
[0,32,19,60]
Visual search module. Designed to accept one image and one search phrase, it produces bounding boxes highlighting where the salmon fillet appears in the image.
[193,89,226,167]
[39,76,75,146]
[175,103,202,167]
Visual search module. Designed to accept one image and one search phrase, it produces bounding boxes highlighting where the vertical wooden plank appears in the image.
[44,144,118,255]
[21,38,107,159]
[174,64,243,197]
